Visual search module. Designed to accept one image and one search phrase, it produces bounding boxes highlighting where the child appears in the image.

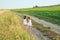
[23,16,27,26]
[27,17,32,27]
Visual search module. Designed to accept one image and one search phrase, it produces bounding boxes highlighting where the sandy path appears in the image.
[27,28,50,40]
[19,14,51,40]
[25,14,60,34]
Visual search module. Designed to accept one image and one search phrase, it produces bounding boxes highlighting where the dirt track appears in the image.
[20,14,51,40]
[25,14,60,34]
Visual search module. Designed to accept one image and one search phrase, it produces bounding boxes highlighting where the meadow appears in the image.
[12,5,60,25]
[0,10,34,40]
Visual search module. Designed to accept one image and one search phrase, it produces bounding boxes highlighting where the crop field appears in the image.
[12,5,60,25]
[25,11,60,25]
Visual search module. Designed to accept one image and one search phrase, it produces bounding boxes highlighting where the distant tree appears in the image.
[33,5,38,8]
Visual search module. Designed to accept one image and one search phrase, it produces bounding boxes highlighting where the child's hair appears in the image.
[24,16,26,19]
[28,17,30,19]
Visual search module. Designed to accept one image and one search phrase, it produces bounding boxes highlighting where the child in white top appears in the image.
[27,17,32,26]
[23,16,27,25]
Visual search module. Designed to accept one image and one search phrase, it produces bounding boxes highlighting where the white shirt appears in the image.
[28,19,32,26]
[23,19,27,25]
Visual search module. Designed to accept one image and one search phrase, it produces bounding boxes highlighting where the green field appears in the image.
[12,5,60,25]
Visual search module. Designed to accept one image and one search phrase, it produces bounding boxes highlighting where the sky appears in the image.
[0,0,60,9]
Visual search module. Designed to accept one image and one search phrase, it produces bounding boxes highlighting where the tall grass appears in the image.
[0,11,34,40]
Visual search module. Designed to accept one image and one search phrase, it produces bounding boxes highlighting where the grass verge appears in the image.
[0,11,34,40]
